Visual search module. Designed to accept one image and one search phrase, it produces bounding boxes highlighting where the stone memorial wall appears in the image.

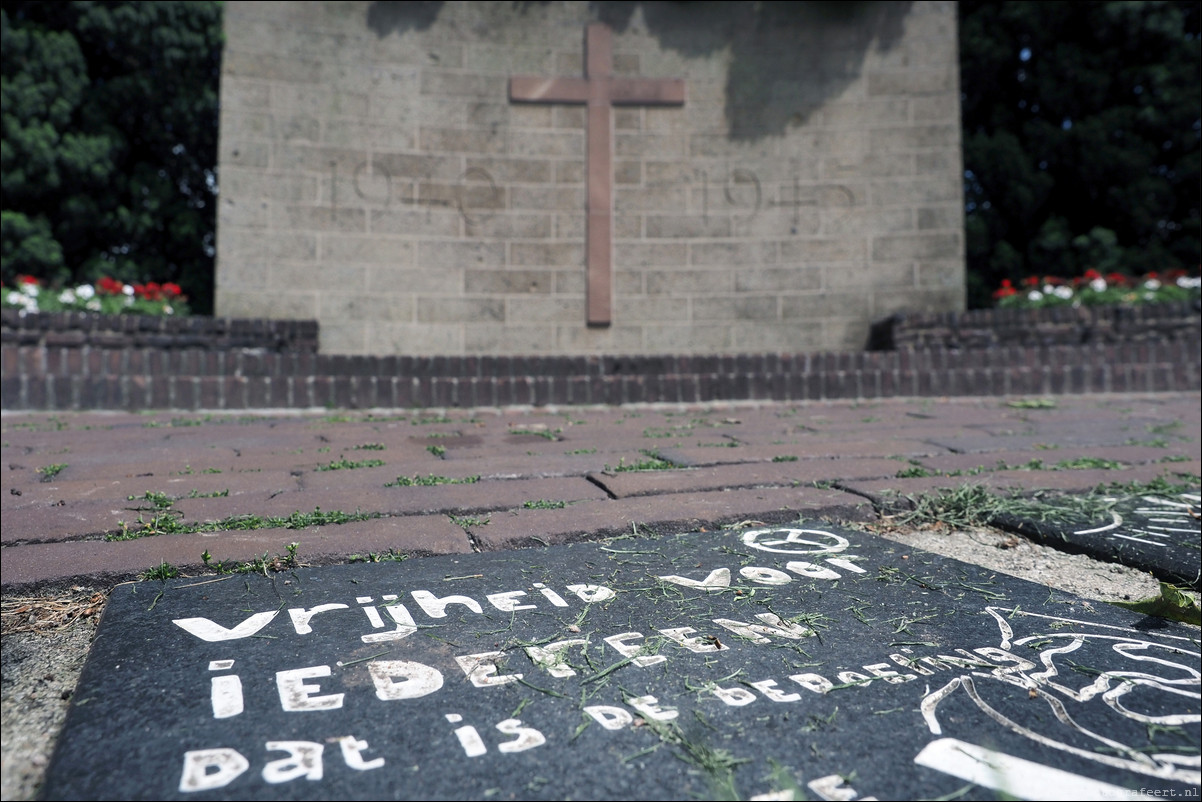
[215,1,966,356]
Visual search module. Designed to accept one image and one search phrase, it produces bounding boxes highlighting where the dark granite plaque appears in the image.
[996,491,1201,589]
[43,526,1201,800]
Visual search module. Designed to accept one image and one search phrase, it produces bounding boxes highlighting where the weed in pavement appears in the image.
[316,457,386,471]
[109,508,378,541]
[36,463,67,481]
[387,474,480,487]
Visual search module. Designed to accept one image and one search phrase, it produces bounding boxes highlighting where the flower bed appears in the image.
[992,269,1200,309]
[2,275,190,317]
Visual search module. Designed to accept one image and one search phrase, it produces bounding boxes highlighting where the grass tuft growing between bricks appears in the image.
[139,544,311,581]
[508,426,562,441]
[387,474,480,487]
[201,542,303,576]
[523,499,567,509]
[108,508,379,541]
[36,463,67,481]
[349,549,409,564]
[316,456,386,471]
[605,450,682,472]
[126,489,231,511]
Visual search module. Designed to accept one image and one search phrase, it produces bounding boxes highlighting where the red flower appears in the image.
[162,283,182,298]
[97,277,125,295]
[993,279,1017,299]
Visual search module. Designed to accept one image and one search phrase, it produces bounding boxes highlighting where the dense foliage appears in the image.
[1,1,222,314]
[1,3,1198,317]
[960,1,1201,308]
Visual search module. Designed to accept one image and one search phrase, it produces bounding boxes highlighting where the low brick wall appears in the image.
[0,309,318,352]
[874,301,1201,350]
[3,340,1199,411]
[2,307,1199,410]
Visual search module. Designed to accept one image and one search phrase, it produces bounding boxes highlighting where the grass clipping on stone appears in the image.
[889,483,1119,530]
[889,478,1198,531]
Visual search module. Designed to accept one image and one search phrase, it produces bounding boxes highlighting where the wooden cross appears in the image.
[510,23,685,326]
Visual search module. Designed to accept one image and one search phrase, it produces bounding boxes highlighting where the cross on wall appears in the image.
[509,23,686,327]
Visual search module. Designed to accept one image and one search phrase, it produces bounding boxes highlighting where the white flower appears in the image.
[6,290,22,305]
[24,283,39,297]
[122,284,134,296]
[164,305,174,315]
[1028,290,1043,301]
[1177,276,1201,289]
[1089,278,1107,292]
[86,299,101,311]
[59,289,76,304]
[76,284,95,300]
[1143,279,1161,290]
[1054,286,1073,299]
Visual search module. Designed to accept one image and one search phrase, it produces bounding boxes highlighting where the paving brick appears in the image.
[655,439,942,467]
[0,514,470,587]
[587,458,902,499]
[2,395,1197,592]
[912,445,1195,474]
[471,485,874,550]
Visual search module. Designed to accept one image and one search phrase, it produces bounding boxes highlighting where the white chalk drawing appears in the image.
[913,738,1139,801]
[1072,493,1200,547]
[741,527,849,555]
[173,610,279,642]
[156,533,1199,797]
[656,531,867,590]
[805,773,867,801]
[172,582,614,646]
[444,714,545,757]
[209,660,242,719]
[919,606,1201,787]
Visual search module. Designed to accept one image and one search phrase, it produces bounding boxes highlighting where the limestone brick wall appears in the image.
[216,0,965,356]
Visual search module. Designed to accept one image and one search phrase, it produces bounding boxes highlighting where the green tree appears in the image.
[1,1,222,313]
[960,1,1200,307]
